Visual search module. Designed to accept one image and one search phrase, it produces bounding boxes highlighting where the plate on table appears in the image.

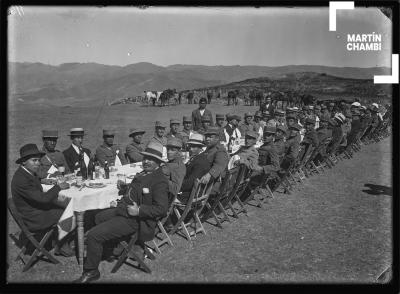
[87,182,107,189]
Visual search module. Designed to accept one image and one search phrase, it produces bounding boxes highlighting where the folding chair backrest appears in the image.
[193,177,216,216]
[300,144,315,166]
[8,198,32,237]
[216,166,241,201]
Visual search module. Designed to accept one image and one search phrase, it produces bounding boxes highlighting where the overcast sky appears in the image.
[8,6,392,68]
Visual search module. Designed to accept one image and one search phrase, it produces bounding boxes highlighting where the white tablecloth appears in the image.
[43,164,143,240]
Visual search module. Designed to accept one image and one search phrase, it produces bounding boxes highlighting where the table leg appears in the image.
[76,211,85,272]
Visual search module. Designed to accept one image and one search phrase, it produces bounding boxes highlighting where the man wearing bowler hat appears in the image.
[74,141,169,283]
[37,130,70,180]
[191,97,213,131]
[63,128,92,173]
[95,129,127,167]
[11,143,73,256]
[125,128,146,163]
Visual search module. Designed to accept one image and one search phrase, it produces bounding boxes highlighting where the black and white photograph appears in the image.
[6,4,397,284]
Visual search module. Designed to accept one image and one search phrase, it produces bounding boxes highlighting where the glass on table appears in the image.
[75,176,83,187]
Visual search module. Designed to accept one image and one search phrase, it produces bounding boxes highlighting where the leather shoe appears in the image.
[73,269,100,283]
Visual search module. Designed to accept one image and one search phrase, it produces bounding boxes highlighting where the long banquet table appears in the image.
[43,163,143,270]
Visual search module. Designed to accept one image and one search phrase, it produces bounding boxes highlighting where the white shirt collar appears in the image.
[71,143,81,154]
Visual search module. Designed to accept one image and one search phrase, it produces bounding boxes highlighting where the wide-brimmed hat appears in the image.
[334,113,346,123]
[16,143,45,164]
[103,129,115,136]
[140,142,166,162]
[204,127,220,136]
[183,116,192,123]
[262,110,270,117]
[201,115,211,122]
[155,121,166,128]
[245,130,258,139]
[166,137,183,149]
[216,114,225,120]
[42,130,58,138]
[170,119,180,125]
[68,128,84,137]
[129,128,145,137]
[351,102,361,107]
[263,126,276,134]
[187,133,205,146]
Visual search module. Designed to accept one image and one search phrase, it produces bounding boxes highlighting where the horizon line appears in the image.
[8,60,391,70]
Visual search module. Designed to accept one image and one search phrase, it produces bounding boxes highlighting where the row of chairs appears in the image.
[8,122,391,275]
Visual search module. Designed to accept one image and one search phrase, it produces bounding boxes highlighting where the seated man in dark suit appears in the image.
[74,141,169,283]
[177,133,211,204]
[11,144,73,256]
[63,128,91,174]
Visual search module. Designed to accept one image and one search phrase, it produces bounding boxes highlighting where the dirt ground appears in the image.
[7,102,392,283]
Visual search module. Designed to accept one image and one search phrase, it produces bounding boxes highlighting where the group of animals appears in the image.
[111,88,318,108]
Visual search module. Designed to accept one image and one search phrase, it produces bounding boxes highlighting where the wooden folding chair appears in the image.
[202,166,244,224]
[227,165,253,217]
[110,232,156,274]
[170,178,215,241]
[8,198,60,272]
[147,193,176,254]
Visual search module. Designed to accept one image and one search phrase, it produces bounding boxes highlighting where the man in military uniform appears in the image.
[274,125,287,163]
[231,130,260,171]
[313,115,333,163]
[125,128,146,163]
[326,114,345,155]
[215,114,226,142]
[239,112,254,135]
[302,118,319,148]
[95,129,127,167]
[181,116,196,153]
[197,115,212,135]
[249,126,280,192]
[281,123,301,170]
[199,127,229,186]
[265,111,278,128]
[162,138,186,199]
[37,130,70,179]
[63,128,92,174]
[74,141,169,283]
[253,111,264,142]
[192,97,213,131]
[166,118,184,141]
[149,121,168,146]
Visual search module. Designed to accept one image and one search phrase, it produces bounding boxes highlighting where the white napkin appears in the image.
[115,150,122,167]
[46,165,58,178]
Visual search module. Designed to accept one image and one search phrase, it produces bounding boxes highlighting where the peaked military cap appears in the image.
[201,115,211,122]
[204,127,220,136]
[183,116,192,123]
[103,129,115,136]
[42,130,58,138]
[305,118,316,125]
[129,128,145,137]
[263,125,276,134]
[170,118,180,125]
[166,137,183,149]
[245,130,258,139]
[216,114,225,120]
[155,121,167,128]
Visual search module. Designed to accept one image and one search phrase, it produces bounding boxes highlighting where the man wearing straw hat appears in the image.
[11,143,73,256]
[125,128,146,163]
[177,133,211,204]
[95,129,127,167]
[63,128,92,173]
[37,130,70,180]
[74,141,169,283]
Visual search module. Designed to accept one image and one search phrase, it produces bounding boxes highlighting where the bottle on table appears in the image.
[87,158,94,180]
[80,152,88,180]
[104,160,110,179]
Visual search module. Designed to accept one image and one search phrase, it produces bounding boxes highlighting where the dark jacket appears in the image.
[125,141,145,163]
[37,147,70,179]
[258,142,280,174]
[95,143,127,167]
[116,167,169,242]
[181,152,211,192]
[203,142,229,179]
[63,145,92,173]
[192,108,214,131]
[11,167,61,231]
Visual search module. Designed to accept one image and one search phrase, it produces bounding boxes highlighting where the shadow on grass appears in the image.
[362,184,392,196]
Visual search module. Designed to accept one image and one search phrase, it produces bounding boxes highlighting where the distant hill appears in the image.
[8,62,391,106]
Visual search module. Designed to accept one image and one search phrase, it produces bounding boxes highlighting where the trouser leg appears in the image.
[84,214,138,271]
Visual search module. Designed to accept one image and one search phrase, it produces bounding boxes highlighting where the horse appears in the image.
[159,89,177,107]
[227,90,237,106]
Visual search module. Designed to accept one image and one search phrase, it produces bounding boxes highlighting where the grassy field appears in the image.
[7,102,392,283]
